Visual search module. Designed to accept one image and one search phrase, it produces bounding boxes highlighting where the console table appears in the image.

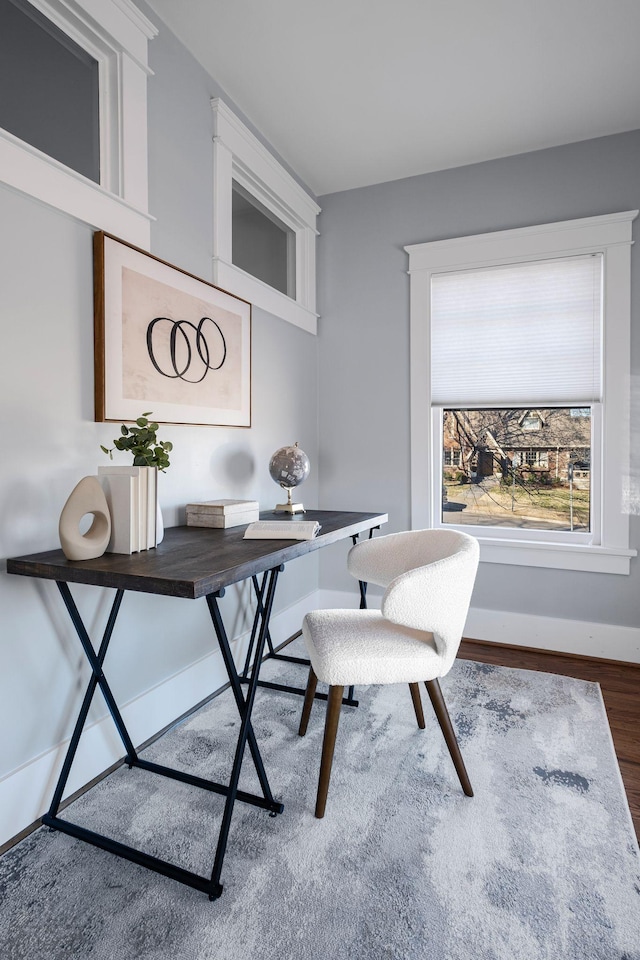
[7,509,387,900]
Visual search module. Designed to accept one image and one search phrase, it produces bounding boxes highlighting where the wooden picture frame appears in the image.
[94,232,251,426]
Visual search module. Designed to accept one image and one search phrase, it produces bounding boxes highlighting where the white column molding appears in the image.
[212,136,234,264]
[119,50,150,212]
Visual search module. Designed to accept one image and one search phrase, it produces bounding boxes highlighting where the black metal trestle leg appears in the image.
[46,584,130,818]
[205,566,284,898]
[242,573,276,677]
[238,527,380,710]
[206,575,285,810]
[42,578,285,902]
[243,528,382,710]
[244,573,309,672]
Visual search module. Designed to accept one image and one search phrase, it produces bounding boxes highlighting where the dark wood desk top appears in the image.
[7,510,388,600]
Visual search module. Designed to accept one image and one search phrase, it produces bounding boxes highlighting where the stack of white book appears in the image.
[98,466,158,554]
[186,499,260,529]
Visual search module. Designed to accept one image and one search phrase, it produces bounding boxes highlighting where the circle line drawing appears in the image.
[146,317,227,383]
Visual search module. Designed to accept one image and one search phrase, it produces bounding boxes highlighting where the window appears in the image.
[406,211,638,574]
[0,0,100,182]
[521,415,542,431]
[444,449,463,468]
[522,450,548,467]
[0,0,156,246]
[442,407,587,531]
[212,98,320,334]
[232,181,296,298]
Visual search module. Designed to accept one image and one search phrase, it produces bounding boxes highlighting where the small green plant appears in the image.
[101,412,173,471]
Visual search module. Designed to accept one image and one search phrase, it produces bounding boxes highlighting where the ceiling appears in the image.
[144,0,640,197]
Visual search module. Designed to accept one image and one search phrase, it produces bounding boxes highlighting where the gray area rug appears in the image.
[1,639,639,960]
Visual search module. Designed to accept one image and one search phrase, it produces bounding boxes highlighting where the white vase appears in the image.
[156,498,164,544]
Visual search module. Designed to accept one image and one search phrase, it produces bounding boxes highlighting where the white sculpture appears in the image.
[59,476,111,561]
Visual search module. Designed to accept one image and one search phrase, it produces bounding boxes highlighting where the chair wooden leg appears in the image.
[424,678,474,797]
[298,668,318,737]
[315,684,344,818]
[409,682,425,729]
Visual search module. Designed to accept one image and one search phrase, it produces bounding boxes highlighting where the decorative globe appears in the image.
[269,442,310,490]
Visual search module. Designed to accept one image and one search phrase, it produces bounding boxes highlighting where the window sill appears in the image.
[0,122,152,248]
[212,258,318,334]
[477,536,636,574]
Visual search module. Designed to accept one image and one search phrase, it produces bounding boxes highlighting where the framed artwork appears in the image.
[94,232,251,426]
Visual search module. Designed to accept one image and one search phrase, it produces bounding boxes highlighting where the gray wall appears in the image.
[0,13,318,782]
[316,131,640,628]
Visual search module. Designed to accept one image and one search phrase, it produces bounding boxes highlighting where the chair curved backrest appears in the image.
[348,529,479,674]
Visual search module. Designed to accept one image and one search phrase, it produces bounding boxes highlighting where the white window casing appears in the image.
[211,98,320,334]
[406,210,638,575]
[0,0,156,247]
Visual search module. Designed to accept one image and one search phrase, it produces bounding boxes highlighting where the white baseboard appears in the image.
[464,607,640,663]
[318,589,640,663]
[0,591,319,850]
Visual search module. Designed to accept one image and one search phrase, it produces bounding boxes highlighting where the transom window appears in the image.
[0,0,155,246]
[0,0,100,182]
[212,98,319,334]
[232,181,296,299]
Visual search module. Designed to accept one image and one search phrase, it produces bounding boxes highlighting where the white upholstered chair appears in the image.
[298,528,480,818]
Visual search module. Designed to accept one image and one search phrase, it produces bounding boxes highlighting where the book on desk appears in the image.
[243,520,321,540]
[186,499,260,529]
[98,465,157,553]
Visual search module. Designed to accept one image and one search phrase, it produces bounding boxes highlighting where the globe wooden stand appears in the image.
[274,487,305,514]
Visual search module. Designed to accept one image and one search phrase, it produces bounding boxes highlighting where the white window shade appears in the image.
[431,254,602,406]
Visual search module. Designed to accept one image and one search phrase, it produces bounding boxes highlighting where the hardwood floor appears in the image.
[458,639,640,841]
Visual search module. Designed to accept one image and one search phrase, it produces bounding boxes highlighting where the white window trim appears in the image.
[211,98,320,334]
[0,0,156,247]
[406,210,638,575]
